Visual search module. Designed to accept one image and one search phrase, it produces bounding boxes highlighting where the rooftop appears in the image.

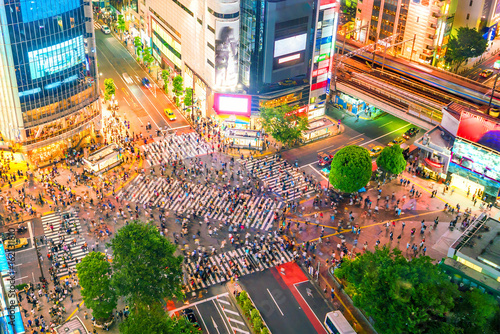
[459,217,500,270]
[307,117,333,131]
[55,316,88,334]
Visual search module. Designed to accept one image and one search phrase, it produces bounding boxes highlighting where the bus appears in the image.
[324,311,357,334]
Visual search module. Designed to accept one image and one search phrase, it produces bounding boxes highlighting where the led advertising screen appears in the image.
[20,0,80,23]
[214,93,251,117]
[274,33,307,58]
[28,35,85,80]
[215,20,239,90]
[456,111,500,152]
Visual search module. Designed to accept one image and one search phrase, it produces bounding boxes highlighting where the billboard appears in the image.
[214,93,251,117]
[28,35,85,80]
[215,20,239,90]
[274,33,307,58]
[457,111,500,152]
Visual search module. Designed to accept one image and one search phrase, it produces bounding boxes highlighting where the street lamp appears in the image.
[487,60,500,110]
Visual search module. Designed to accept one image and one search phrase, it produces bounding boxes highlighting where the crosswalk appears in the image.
[143,132,211,167]
[117,175,284,231]
[239,156,316,201]
[41,211,88,278]
[183,246,293,292]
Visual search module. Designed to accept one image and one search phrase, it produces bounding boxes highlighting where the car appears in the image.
[403,127,420,139]
[164,108,176,121]
[318,154,334,167]
[387,136,406,147]
[3,238,28,250]
[182,308,202,331]
[321,165,331,176]
[369,146,384,157]
[122,73,133,84]
[101,25,111,34]
[142,77,151,88]
[480,69,494,78]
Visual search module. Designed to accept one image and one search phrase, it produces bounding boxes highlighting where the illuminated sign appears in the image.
[312,68,328,77]
[28,35,85,80]
[285,106,309,118]
[274,34,308,58]
[457,110,500,152]
[278,53,301,64]
[214,93,251,117]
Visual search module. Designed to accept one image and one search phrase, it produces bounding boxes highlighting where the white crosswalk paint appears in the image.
[182,246,293,293]
[142,132,211,166]
[238,156,316,201]
[118,175,284,231]
[41,212,89,278]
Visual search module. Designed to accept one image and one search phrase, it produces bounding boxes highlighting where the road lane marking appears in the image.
[171,125,192,130]
[294,283,329,333]
[317,133,363,151]
[213,299,233,334]
[228,318,245,325]
[360,123,411,146]
[267,289,284,316]
[223,309,239,316]
[14,276,28,281]
[378,121,393,127]
[168,292,229,314]
[302,163,328,181]
[195,305,211,334]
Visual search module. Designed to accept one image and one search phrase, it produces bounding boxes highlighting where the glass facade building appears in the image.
[0,0,99,164]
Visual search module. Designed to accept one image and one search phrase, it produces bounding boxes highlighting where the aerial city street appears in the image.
[0,0,499,333]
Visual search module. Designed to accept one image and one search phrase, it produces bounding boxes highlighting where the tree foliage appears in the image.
[335,246,458,334]
[445,27,487,72]
[172,75,184,97]
[134,36,143,56]
[376,145,406,175]
[184,87,193,107]
[142,47,155,66]
[450,289,499,334]
[103,78,116,101]
[329,145,371,193]
[119,301,199,334]
[161,69,170,93]
[76,252,117,322]
[117,15,126,39]
[110,221,184,305]
[259,104,308,147]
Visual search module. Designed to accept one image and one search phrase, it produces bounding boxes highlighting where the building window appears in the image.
[197,18,202,25]
[469,0,473,6]
[466,13,470,20]
[207,42,215,51]
[207,7,239,19]
[207,25,215,33]
[172,0,193,17]
[207,59,214,67]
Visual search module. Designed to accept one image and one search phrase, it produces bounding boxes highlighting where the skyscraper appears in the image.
[0,0,100,164]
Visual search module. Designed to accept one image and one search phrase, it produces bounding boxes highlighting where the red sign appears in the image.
[311,81,327,91]
[285,106,309,118]
[312,68,328,77]
[457,110,500,151]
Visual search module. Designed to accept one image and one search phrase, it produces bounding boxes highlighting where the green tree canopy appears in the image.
[110,221,184,305]
[450,288,499,334]
[103,78,116,101]
[172,75,184,97]
[335,246,458,334]
[376,145,406,175]
[117,15,126,40]
[143,47,155,66]
[161,69,171,93]
[76,252,117,322]
[184,87,193,107]
[120,301,199,334]
[445,27,487,72]
[329,145,371,193]
[259,104,308,147]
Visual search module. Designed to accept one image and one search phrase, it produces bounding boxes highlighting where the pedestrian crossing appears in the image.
[183,246,293,292]
[117,175,284,231]
[143,132,211,166]
[238,156,316,201]
[41,211,88,279]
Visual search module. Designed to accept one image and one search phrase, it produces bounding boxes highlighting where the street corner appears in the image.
[274,261,308,287]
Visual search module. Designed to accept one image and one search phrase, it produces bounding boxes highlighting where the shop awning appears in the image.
[218,114,250,124]
[424,158,443,168]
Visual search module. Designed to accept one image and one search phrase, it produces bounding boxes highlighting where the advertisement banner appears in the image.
[215,20,239,90]
[28,35,85,80]
[457,111,500,151]
[214,93,251,117]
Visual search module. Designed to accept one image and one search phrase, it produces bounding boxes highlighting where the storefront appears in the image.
[302,117,334,143]
[213,93,253,130]
[334,92,367,115]
[224,129,263,150]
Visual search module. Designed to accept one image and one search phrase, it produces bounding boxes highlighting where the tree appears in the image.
[110,221,183,305]
[142,47,155,67]
[335,246,458,334]
[445,27,487,72]
[376,145,406,175]
[172,75,184,106]
[451,289,499,334]
[259,104,309,147]
[103,78,116,101]
[161,69,171,93]
[329,145,371,193]
[184,87,193,107]
[120,301,199,334]
[134,36,143,56]
[76,252,117,322]
[117,15,126,40]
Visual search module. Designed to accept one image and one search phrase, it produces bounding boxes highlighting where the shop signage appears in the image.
[312,68,328,77]
[285,106,309,118]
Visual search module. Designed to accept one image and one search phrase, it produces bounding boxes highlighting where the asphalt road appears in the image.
[239,268,322,334]
[465,53,500,85]
[95,27,189,134]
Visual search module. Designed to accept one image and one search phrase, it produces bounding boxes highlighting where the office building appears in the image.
[0,0,100,164]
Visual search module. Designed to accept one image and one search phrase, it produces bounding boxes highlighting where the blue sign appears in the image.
[483,23,497,41]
